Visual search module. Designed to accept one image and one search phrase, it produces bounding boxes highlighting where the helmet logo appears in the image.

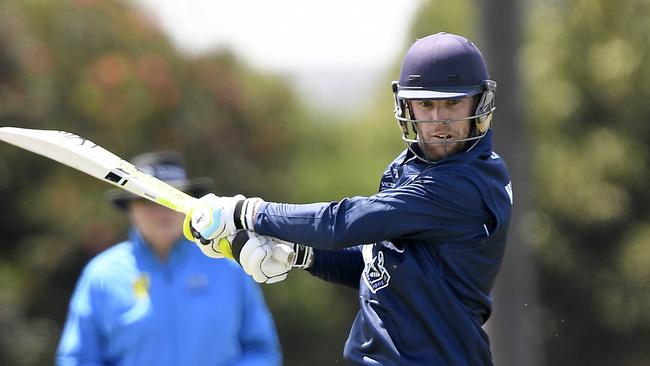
[408,74,421,81]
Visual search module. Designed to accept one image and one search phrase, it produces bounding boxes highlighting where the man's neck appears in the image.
[145,238,176,261]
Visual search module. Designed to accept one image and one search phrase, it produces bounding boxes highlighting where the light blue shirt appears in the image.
[57,229,281,366]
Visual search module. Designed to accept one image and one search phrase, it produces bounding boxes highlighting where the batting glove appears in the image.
[290,243,314,269]
[183,193,263,259]
[231,231,313,284]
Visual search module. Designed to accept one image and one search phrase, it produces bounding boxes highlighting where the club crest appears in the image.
[362,248,391,293]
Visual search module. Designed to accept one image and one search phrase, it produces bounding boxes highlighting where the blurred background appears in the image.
[1,0,649,365]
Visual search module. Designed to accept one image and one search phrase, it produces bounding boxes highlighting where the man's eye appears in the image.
[417,101,433,108]
[447,99,462,106]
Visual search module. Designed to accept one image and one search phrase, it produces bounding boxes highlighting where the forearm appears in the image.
[306,247,364,289]
[253,198,400,250]
[253,178,489,250]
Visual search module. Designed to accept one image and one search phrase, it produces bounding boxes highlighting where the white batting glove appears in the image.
[183,193,262,259]
[191,233,236,259]
[230,231,311,284]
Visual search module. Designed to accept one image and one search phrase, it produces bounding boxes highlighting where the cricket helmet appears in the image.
[392,32,497,161]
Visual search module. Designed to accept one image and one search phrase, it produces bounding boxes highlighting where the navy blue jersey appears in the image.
[254,131,512,365]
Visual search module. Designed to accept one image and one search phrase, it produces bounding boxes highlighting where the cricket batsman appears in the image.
[185,32,513,366]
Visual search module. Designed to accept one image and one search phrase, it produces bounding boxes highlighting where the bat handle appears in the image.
[272,243,296,265]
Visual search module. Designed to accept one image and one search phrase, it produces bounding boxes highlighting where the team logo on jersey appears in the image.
[132,273,150,300]
[187,273,209,293]
[362,247,391,293]
[380,240,404,253]
[380,180,395,190]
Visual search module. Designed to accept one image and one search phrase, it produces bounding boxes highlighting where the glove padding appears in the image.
[230,231,300,284]
[183,193,262,259]
[192,235,234,259]
[230,231,313,284]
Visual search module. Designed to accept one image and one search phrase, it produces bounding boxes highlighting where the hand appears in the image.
[191,235,235,259]
[183,193,262,258]
[230,231,312,284]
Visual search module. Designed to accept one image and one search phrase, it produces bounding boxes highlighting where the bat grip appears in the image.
[272,244,296,265]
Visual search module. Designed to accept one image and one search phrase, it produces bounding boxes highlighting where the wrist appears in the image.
[292,244,314,269]
[233,197,263,231]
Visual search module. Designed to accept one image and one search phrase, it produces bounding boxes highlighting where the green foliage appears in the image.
[406,0,650,364]
[0,0,355,365]
[289,0,484,205]
[526,0,650,364]
[15,0,650,364]
[409,0,477,40]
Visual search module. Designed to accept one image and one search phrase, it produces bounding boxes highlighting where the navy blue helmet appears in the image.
[392,33,497,160]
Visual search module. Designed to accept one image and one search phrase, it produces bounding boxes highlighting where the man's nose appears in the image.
[428,105,446,121]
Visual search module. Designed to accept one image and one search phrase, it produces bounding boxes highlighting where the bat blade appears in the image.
[0,127,197,213]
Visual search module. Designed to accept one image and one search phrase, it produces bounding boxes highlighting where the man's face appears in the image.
[129,199,184,253]
[409,97,475,161]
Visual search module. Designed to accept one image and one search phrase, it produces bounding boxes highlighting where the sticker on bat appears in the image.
[57,131,98,148]
[105,168,129,186]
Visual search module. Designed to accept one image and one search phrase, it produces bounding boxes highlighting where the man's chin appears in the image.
[422,143,462,160]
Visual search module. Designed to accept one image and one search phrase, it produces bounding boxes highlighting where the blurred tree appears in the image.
[479,1,542,366]
[525,0,650,365]
[17,0,650,364]
[0,0,357,365]
[290,1,482,204]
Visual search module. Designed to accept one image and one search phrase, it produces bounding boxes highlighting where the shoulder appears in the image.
[87,241,134,268]
[393,162,488,214]
[417,162,482,193]
[82,241,137,284]
[420,152,512,218]
[465,150,512,202]
[480,151,510,178]
[422,150,509,187]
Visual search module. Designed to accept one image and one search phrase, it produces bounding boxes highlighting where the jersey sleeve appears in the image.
[234,275,282,366]
[306,247,364,289]
[56,265,106,366]
[254,172,489,250]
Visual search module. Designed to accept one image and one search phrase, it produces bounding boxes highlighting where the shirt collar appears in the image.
[129,228,192,266]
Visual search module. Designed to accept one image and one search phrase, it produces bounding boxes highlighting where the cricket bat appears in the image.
[0,127,197,213]
[0,126,296,264]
